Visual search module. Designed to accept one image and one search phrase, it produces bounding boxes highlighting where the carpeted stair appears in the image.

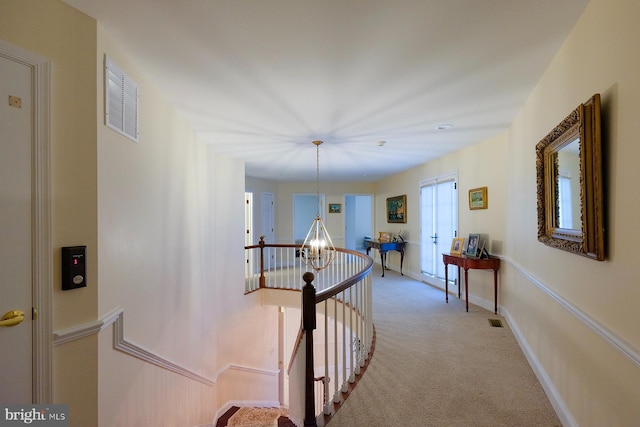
[216,406,295,427]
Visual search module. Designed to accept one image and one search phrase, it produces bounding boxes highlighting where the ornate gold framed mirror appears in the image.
[536,94,604,260]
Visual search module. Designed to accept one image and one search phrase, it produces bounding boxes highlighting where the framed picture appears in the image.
[378,231,392,242]
[466,233,480,257]
[469,187,488,210]
[386,195,407,223]
[328,203,341,213]
[450,237,464,255]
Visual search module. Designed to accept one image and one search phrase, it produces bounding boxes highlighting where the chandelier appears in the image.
[300,140,336,271]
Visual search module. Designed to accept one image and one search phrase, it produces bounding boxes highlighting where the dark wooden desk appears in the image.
[442,253,500,313]
[364,239,405,277]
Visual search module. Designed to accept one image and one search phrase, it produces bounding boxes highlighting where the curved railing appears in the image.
[245,237,374,426]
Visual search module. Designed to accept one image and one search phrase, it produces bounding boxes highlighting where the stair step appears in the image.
[217,406,295,427]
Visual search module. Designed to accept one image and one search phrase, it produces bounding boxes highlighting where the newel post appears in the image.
[258,236,266,288]
[302,272,317,427]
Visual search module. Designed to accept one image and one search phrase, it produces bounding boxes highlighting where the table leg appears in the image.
[380,251,386,277]
[464,268,469,312]
[399,249,404,275]
[493,269,498,314]
[444,263,449,303]
[457,266,461,299]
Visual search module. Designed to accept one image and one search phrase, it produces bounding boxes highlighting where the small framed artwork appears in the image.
[469,187,488,210]
[378,231,392,242]
[328,203,341,213]
[450,237,464,255]
[466,233,480,257]
[387,195,407,223]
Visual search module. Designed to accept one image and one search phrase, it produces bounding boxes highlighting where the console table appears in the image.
[364,239,405,277]
[442,253,500,313]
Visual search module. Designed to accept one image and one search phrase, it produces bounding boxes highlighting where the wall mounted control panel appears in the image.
[61,246,87,290]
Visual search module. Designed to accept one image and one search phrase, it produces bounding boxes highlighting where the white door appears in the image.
[420,174,458,285]
[261,192,275,244]
[245,192,254,275]
[0,53,34,403]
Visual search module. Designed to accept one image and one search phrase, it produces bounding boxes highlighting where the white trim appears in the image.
[53,307,121,345]
[502,307,578,427]
[503,255,640,369]
[0,39,52,404]
[53,308,279,387]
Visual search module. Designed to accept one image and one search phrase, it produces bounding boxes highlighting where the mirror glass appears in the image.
[555,138,581,231]
[536,94,604,260]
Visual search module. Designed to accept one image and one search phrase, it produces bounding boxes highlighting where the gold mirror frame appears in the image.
[536,94,604,260]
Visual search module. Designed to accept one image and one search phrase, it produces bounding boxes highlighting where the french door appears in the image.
[420,173,458,285]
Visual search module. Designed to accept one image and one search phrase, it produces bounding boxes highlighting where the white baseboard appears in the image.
[502,307,578,427]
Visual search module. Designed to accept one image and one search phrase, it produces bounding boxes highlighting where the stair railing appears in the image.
[245,237,374,427]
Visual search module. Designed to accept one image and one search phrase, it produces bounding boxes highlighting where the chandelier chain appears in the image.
[316,142,320,216]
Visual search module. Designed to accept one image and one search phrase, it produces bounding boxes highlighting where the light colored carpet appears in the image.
[227,407,287,427]
[327,267,561,427]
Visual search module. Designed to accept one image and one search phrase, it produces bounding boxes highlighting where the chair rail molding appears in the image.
[53,307,279,386]
[502,255,640,369]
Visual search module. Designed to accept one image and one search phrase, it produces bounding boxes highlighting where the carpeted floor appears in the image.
[222,266,561,427]
[326,266,562,426]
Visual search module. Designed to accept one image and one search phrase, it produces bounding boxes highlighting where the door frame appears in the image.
[1,39,52,403]
[419,171,458,288]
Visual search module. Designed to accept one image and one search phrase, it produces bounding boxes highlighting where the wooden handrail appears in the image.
[245,236,374,427]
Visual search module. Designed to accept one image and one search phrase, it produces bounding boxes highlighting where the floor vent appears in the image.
[488,319,503,328]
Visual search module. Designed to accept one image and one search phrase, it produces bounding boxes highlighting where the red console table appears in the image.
[442,253,500,314]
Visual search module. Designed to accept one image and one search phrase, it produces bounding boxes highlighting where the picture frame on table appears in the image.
[450,237,465,255]
[466,233,480,257]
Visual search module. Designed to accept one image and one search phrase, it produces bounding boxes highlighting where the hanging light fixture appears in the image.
[300,140,336,271]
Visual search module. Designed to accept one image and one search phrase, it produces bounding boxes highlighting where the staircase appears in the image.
[216,406,296,427]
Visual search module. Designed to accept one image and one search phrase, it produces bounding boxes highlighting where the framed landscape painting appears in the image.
[386,195,407,223]
[469,187,488,210]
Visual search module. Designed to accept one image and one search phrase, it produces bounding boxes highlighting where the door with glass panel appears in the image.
[420,174,458,286]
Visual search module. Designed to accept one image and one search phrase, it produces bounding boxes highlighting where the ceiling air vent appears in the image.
[104,54,139,142]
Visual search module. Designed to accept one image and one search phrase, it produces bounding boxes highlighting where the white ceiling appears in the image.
[64,0,589,182]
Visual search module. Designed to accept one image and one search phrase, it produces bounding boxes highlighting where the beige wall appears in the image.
[501,0,640,425]
[273,181,375,248]
[1,1,99,425]
[256,0,640,425]
[2,1,276,426]
[5,0,640,425]
[371,132,508,304]
[96,25,278,427]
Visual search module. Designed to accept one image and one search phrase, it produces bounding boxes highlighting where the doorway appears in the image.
[344,194,373,251]
[0,40,52,403]
[420,173,458,287]
[292,193,325,244]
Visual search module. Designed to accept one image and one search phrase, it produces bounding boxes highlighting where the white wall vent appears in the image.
[104,54,139,142]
